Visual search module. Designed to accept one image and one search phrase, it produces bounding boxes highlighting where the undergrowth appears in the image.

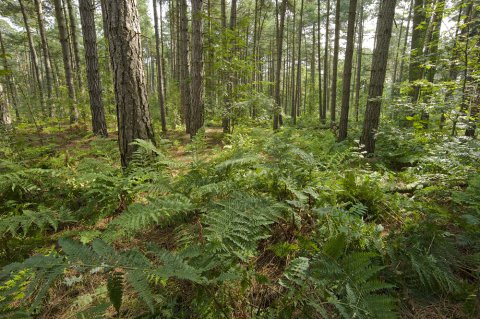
[0,123,479,318]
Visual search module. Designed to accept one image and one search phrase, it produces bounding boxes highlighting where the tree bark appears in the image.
[153,0,167,132]
[103,0,155,167]
[273,0,287,130]
[66,0,83,91]
[360,0,397,154]
[0,84,12,127]
[53,0,79,123]
[330,0,341,124]
[18,0,46,116]
[190,0,204,136]
[178,0,191,134]
[354,1,364,123]
[0,30,20,121]
[34,0,54,116]
[293,0,304,124]
[338,0,358,141]
[79,0,108,137]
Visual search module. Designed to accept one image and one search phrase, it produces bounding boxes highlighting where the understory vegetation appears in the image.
[1,119,479,318]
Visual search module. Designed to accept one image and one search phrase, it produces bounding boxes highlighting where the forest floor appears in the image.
[1,121,479,318]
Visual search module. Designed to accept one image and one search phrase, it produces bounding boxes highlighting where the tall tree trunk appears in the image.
[391,4,406,96]
[34,0,54,116]
[317,0,323,122]
[66,0,83,91]
[330,0,341,124]
[103,0,155,167]
[425,0,445,83]
[0,84,12,127]
[354,1,364,123]
[153,0,167,132]
[53,0,79,123]
[408,0,429,102]
[338,0,358,141]
[178,0,192,134]
[18,0,46,116]
[273,0,287,130]
[0,30,20,120]
[293,0,304,124]
[79,0,108,137]
[398,0,413,84]
[190,0,204,136]
[360,0,397,154]
[323,0,331,123]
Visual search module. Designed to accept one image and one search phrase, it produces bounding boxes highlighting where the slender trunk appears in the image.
[0,31,20,120]
[338,0,358,141]
[19,0,46,116]
[322,0,331,123]
[0,84,12,127]
[79,0,108,137]
[360,0,397,154]
[66,0,83,91]
[317,0,323,122]
[408,0,428,102]
[273,0,287,130]
[354,3,364,123]
[330,0,341,124]
[178,0,191,134]
[391,5,406,96]
[53,0,79,123]
[293,0,304,124]
[34,0,54,116]
[103,0,155,167]
[398,0,413,84]
[190,0,204,136]
[153,0,167,132]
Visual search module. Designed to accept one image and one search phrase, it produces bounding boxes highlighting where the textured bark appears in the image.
[293,0,304,124]
[18,0,46,116]
[153,0,167,132]
[103,0,155,167]
[398,0,413,84]
[354,2,364,122]
[425,0,445,83]
[34,0,53,115]
[0,30,20,120]
[317,0,323,122]
[322,0,331,123]
[330,0,341,124]
[338,0,358,141]
[79,0,108,137]
[408,0,429,102]
[190,0,204,136]
[391,4,406,96]
[66,0,83,90]
[53,0,79,123]
[360,0,397,154]
[273,0,287,130]
[178,0,191,134]
[0,84,12,126]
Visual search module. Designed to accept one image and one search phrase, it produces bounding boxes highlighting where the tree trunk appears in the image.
[425,0,445,83]
[330,0,341,124]
[0,84,12,127]
[0,30,20,121]
[273,0,287,130]
[317,0,323,122]
[293,0,304,124]
[338,0,358,141]
[66,0,83,91]
[354,1,364,122]
[322,0,331,123]
[103,0,155,167]
[190,0,204,137]
[153,0,167,132]
[34,0,54,116]
[408,0,428,102]
[398,0,413,84]
[18,0,46,116]
[178,0,191,134]
[79,0,108,137]
[53,0,79,123]
[360,0,397,154]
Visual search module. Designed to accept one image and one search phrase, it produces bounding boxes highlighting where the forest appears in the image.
[0,0,479,317]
